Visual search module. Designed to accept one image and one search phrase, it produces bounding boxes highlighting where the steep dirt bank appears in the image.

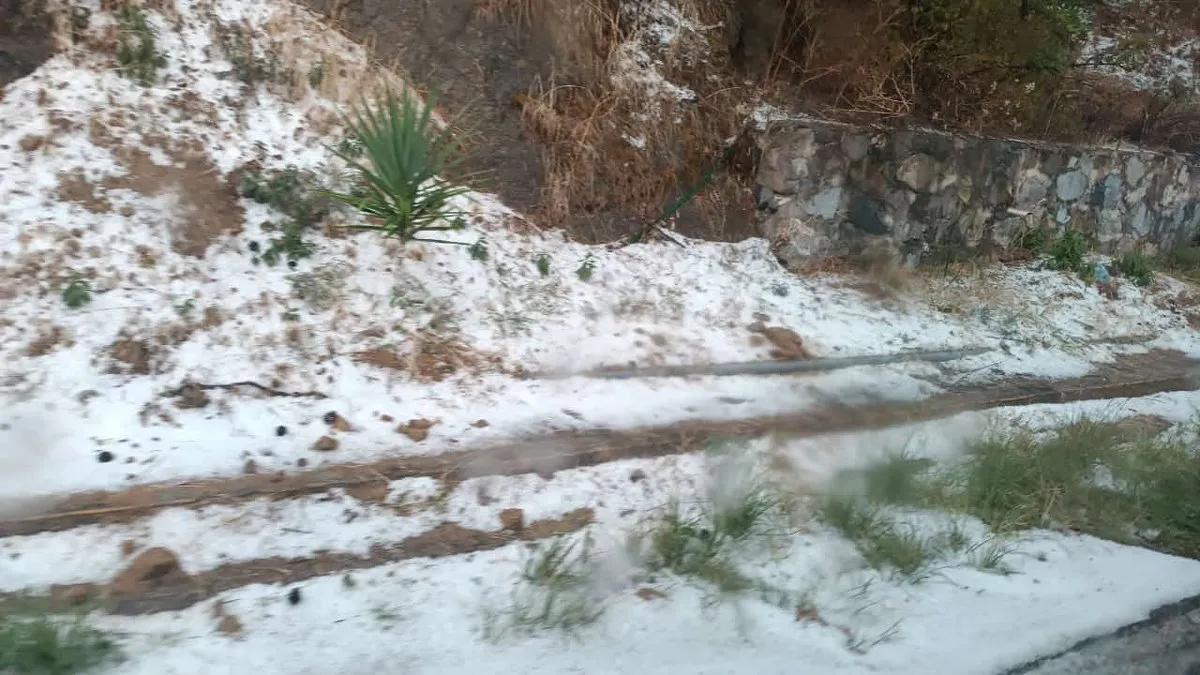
[297,0,1200,246]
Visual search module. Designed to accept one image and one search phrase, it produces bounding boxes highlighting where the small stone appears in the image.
[635,587,667,601]
[120,539,137,557]
[629,468,647,483]
[110,547,186,595]
[499,507,525,532]
[216,614,243,635]
[19,135,45,152]
[397,418,435,442]
[287,587,301,605]
[248,241,260,253]
[275,425,287,437]
[97,450,114,463]
[325,412,352,432]
[471,419,490,428]
[50,583,96,606]
[322,411,338,425]
[762,326,812,360]
[379,414,394,423]
[297,457,308,468]
[313,436,338,452]
[287,260,298,269]
[242,459,258,474]
[174,383,210,409]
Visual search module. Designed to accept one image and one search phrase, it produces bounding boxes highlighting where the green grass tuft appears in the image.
[1113,250,1156,286]
[493,536,605,637]
[818,498,940,579]
[61,273,92,309]
[0,605,120,675]
[1047,229,1090,277]
[842,418,1200,560]
[115,4,166,86]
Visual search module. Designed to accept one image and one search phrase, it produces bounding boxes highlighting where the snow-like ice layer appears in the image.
[2,1,1198,499]
[95,531,1200,675]
[1,1,1199,673]
[5,387,1200,593]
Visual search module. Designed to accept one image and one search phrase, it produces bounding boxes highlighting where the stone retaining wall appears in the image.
[753,118,1200,266]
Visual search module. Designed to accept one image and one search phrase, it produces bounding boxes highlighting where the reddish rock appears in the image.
[110,547,186,595]
[499,507,525,532]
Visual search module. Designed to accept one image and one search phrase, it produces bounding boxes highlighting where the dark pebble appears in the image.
[287,260,298,269]
[322,411,337,425]
[275,425,287,437]
[287,587,301,605]
[248,241,260,253]
[97,450,114,463]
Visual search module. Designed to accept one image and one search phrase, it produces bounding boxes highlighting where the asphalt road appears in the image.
[1003,595,1200,675]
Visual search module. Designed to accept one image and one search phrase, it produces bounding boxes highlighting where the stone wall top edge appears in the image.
[756,115,1194,162]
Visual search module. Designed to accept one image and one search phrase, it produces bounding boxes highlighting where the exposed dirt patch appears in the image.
[55,170,113,213]
[299,0,549,214]
[97,508,596,615]
[102,148,244,257]
[0,0,55,89]
[356,333,494,382]
[107,337,156,375]
[25,324,68,357]
[747,322,813,361]
[83,118,244,257]
[354,347,407,370]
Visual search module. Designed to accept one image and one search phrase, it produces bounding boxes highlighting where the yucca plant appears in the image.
[322,89,473,245]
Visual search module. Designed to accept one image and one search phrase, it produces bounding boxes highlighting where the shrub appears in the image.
[61,273,92,309]
[1047,229,1089,274]
[115,4,166,86]
[323,89,474,245]
[1113,250,1155,286]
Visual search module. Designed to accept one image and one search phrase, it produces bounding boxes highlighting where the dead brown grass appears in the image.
[464,0,1200,244]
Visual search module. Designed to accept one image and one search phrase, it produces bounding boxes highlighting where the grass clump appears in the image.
[213,24,282,85]
[60,273,92,309]
[630,483,783,594]
[0,604,119,675]
[322,89,476,246]
[575,254,596,281]
[115,4,166,86]
[1046,229,1090,276]
[1113,250,1156,286]
[490,536,605,638]
[239,166,327,266]
[819,498,940,579]
[843,419,1200,561]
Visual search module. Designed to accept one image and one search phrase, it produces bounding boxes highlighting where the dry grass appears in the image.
[480,0,1200,244]
[494,0,771,241]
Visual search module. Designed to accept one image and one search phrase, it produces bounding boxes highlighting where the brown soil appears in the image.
[84,117,245,258]
[0,0,54,90]
[101,147,244,258]
[99,508,594,615]
[299,0,549,215]
[3,349,1195,539]
[56,170,114,213]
